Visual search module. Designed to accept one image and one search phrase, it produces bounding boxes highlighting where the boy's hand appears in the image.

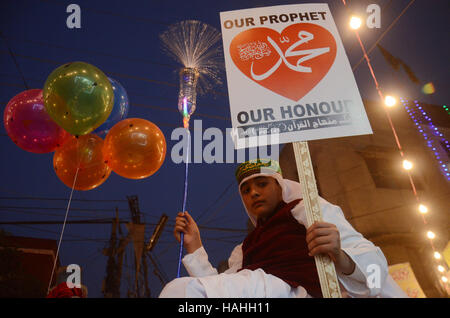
[174,211,202,254]
[306,221,355,275]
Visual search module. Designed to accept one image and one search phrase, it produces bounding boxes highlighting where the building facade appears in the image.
[280,99,449,297]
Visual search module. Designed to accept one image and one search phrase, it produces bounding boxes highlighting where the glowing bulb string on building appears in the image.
[402,98,450,182]
[341,0,448,288]
[443,105,450,116]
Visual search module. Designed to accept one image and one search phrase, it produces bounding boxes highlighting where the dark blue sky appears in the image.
[0,0,448,297]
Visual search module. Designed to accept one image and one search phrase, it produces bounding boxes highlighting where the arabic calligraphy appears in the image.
[229,23,338,101]
[238,41,272,61]
[237,113,352,138]
[250,30,330,81]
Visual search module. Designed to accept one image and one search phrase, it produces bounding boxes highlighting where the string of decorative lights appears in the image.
[442,105,450,116]
[342,0,449,293]
[401,98,450,181]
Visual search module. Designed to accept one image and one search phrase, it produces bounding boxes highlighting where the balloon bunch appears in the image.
[4,61,166,191]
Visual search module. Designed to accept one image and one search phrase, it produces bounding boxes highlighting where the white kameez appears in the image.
[159,174,407,298]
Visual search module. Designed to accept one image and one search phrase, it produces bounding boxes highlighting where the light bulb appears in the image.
[434,252,442,259]
[403,160,413,170]
[418,204,428,214]
[437,265,445,273]
[385,95,397,107]
[427,231,435,239]
[350,16,362,30]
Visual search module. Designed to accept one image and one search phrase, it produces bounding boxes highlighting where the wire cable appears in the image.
[196,179,235,223]
[352,0,416,72]
[0,31,29,89]
[47,166,79,294]
[0,196,127,202]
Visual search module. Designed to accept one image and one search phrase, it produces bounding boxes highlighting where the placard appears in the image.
[220,3,372,149]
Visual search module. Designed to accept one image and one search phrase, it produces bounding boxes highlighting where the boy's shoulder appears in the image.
[293,196,341,210]
[290,196,344,225]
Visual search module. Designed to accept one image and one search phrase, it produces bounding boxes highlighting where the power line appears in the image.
[0,205,129,213]
[196,179,236,223]
[0,50,229,98]
[0,207,132,219]
[203,192,237,226]
[132,102,230,122]
[39,0,172,27]
[0,31,29,89]
[0,48,177,88]
[0,82,231,123]
[1,223,109,241]
[82,248,107,271]
[147,251,169,284]
[0,49,170,87]
[0,219,247,233]
[0,42,231,120]
[0,72,168,102]
[0,95,231,122]
[351,0,416,72]
[0,205,163,223]
[0,81,24,88]
[0,196,127,203]
[0,35,177,69]
[334,0,394,57]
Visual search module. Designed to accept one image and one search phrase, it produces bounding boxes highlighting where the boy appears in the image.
[159,159,405,297]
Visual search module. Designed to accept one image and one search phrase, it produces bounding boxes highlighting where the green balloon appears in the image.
[43,62,114,136]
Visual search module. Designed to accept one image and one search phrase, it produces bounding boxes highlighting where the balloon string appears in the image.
[177,127,191,278]
[47,163,80,295]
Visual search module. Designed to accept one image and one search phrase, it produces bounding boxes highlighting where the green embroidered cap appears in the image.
[235,159,282,184]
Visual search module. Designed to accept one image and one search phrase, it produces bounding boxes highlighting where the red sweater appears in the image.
[240,199,322,298]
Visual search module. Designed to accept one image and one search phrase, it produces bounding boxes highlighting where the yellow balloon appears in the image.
[43,62,114,136]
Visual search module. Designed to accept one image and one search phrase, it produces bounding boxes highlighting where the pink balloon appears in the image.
[3,89,70,153]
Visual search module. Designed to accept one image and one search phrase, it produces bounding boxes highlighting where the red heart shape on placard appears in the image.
[230,23,337,102]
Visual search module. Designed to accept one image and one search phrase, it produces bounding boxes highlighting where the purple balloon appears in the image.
[3,89,70,153]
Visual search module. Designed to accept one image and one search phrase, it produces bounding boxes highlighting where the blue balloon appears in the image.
[93,77,129,138]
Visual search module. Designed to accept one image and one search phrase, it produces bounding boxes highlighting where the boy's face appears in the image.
[240,176,283,222]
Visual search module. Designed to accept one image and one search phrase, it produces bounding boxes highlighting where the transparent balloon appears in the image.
[93,77,129,138]
[103,118,166,179]
[53,134,111,191]
[4,89,70,153]
[43,61,114,136]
